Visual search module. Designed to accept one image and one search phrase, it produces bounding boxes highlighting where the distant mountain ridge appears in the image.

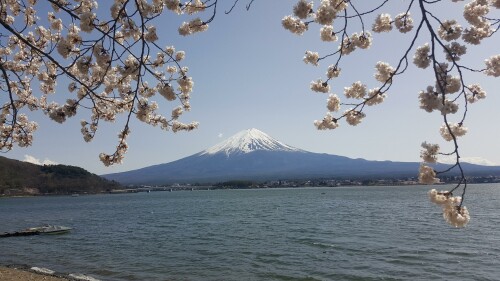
[0,156,121,195]
[103,129,500,185]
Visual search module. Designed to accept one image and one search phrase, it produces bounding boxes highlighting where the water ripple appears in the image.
[1,185,500,280]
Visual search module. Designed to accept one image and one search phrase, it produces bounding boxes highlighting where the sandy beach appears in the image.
[0,266,69,281]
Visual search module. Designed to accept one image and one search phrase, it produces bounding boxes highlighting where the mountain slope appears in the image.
[0,156,121,195]
[103,129,500,185]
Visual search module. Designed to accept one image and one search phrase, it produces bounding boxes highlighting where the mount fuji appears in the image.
[103,128,500,185]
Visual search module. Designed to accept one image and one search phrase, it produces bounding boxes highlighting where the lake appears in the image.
[1,184,499,280]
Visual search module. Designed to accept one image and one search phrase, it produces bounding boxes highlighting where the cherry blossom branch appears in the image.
[283,0,499,227]
[0,0,202,165]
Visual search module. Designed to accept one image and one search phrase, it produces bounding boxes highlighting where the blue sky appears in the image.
[5,1,500,175]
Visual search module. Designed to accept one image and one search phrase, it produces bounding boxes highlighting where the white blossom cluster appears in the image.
[394,13,414,33]
[365,88,386,106]
[339,32,373,55]
[344,81,367,99]
[314,112,339,130]
[439,123,468,141]
[418,87,440,112]
[419,164,440,185]
[344,109,365,126]
[484,54,500,77]
[303,51,319,66]
[413,44,431,69]
[462,0,494,44]
[444,42,467,62]
[373,12,415,34]
[326,65,341,79]
[0,0,206,165]
[320,25,337,42]
[428,189,470,227]
[0,113,38,150]
[372,14,393,33]
[178,18,209,36]
[420,142,440,163]
[326,94,340,112]
[465,84,487,103]
[438,20,463,41]
[282,15,309,35]
[374,62,395,83]
[310,79,330,93]
[432,63,462,95]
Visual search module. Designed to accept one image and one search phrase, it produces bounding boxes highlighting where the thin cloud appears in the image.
[24,155,58,166]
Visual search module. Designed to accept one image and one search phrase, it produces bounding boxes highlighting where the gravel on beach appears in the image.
[0,266,70,281]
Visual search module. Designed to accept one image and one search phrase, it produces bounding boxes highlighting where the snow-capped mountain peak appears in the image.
[201,128,300,156]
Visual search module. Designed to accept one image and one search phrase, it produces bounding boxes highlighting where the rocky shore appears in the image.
[0,266,69,281]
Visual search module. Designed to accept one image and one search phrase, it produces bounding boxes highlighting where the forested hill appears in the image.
[0,156,121,196]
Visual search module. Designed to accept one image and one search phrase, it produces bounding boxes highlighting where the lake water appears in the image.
[1,185,500,280]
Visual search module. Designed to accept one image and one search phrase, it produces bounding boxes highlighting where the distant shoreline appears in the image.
[1,181,498,198]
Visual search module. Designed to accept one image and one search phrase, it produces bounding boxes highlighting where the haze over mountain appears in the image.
[103,129,500,185]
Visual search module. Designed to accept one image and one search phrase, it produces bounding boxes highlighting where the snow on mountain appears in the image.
[201,128,301,156]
